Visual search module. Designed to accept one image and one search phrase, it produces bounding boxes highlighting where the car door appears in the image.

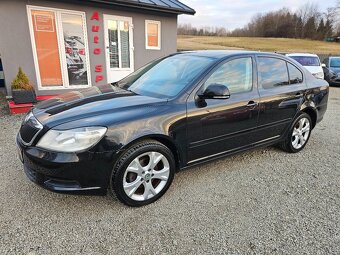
[186,56,260,163]
[255,56,307,142]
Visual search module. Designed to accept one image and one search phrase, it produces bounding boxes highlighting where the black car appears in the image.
[17,51,329,206]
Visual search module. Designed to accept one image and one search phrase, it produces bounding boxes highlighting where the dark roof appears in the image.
[179,50,261,59]
[178,50,285,59]
[73,0,195,15]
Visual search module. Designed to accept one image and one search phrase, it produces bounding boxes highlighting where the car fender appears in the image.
[117,133,183,169]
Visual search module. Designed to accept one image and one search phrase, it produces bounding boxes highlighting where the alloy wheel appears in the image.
[123,151,170,201]
[291,117,311,150]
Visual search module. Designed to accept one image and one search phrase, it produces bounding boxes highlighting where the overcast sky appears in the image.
[179,0,337,30]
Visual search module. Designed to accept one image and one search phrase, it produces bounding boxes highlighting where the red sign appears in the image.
[90,11,105,83]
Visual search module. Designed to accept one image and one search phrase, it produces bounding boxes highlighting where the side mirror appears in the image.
[199,84,230,99]
[321,63,326,68]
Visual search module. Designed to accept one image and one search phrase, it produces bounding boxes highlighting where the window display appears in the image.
[61,13,88,86]
[29,7,90,89]
[31,10,63,87]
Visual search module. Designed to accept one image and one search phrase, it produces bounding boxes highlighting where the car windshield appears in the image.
[115,54,214,99]
[330,58,340,67]
[289,56,320,66]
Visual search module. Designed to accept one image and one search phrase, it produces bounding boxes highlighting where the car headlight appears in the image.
[313,72,324,79]
[37,127,107,152]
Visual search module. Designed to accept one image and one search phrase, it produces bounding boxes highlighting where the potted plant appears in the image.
[11,67,36,104]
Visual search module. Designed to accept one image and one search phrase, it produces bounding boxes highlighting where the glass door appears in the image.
[28,6,91,90]
[104,15,134,83]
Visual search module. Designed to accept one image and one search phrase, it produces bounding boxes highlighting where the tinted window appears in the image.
[289,56,320,66]
[203,57,253,94]
[330,58,340,67]
[118,54,214,98]
[287,63,303,84]
[258,57,289,89]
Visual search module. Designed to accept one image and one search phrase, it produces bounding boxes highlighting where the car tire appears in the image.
[110,139,175,207]
[279,113,312,153]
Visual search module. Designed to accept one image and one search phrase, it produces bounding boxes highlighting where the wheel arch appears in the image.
[121,134,182,171]
[301,107,317,129]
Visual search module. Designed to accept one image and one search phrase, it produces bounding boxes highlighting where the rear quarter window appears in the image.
[287,63,303,84]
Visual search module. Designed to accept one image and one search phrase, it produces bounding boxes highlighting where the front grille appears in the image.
[20,124,41,143]
[19,113,43,145]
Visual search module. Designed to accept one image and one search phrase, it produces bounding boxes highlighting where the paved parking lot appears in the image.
[0,87,339,255]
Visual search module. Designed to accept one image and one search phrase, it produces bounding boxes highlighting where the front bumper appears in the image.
[329,79,340,86]
[329,75,340,86]
[17,135,118,195]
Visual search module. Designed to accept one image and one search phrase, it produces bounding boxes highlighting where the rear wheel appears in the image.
[110,140,175,207]
[279,113,312,153]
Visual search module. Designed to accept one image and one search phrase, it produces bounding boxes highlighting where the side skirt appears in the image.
[180,136,283,171]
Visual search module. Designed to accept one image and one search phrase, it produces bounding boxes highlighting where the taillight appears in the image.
[79,49,85,55]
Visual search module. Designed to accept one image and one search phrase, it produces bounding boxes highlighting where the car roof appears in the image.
[286,53,319,57]
[178,50,281,59]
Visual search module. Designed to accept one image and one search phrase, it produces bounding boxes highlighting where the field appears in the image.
[178,35,340,55]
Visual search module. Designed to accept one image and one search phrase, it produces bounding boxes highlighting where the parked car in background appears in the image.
[322,65,338,85]
[16,51,329,206]
[286,53,324,80]
[323,56,340,86]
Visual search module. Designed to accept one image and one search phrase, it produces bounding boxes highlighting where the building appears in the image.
[0,0,195,96]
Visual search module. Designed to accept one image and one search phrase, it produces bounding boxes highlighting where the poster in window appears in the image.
[31,10,63,86]
[61,13,88,86]
[147,22,159,48]
[34,14,54,32]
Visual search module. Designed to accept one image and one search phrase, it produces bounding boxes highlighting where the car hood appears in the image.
[33,84,167,128]
[329,67,340,74]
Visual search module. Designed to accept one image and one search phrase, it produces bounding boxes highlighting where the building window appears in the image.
[107,19,131,69]
[145,20,161,50]
[27,6,91,90]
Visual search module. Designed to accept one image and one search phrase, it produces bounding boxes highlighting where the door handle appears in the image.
[246,101,258,107]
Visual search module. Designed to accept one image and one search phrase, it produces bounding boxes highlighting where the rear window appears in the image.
[289,56,320,66]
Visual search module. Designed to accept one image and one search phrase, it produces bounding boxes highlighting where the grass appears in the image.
[177,35,340,55]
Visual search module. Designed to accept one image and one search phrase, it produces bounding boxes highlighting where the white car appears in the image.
[286,53,324,80]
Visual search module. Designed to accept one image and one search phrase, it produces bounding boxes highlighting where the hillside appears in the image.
[177,35,340,55]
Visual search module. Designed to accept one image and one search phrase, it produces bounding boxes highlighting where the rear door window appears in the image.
[258,57,289,89]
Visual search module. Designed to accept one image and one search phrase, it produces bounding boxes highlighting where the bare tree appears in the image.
[178,1,338,40]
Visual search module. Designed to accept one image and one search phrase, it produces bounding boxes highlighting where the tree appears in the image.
[304,17,317,39]
[317,18,326,40]
[178,1,337,40]
[325,18,333,37]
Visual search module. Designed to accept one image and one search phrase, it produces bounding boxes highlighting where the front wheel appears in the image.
[110,140,175,207]
[279,113,312,153]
